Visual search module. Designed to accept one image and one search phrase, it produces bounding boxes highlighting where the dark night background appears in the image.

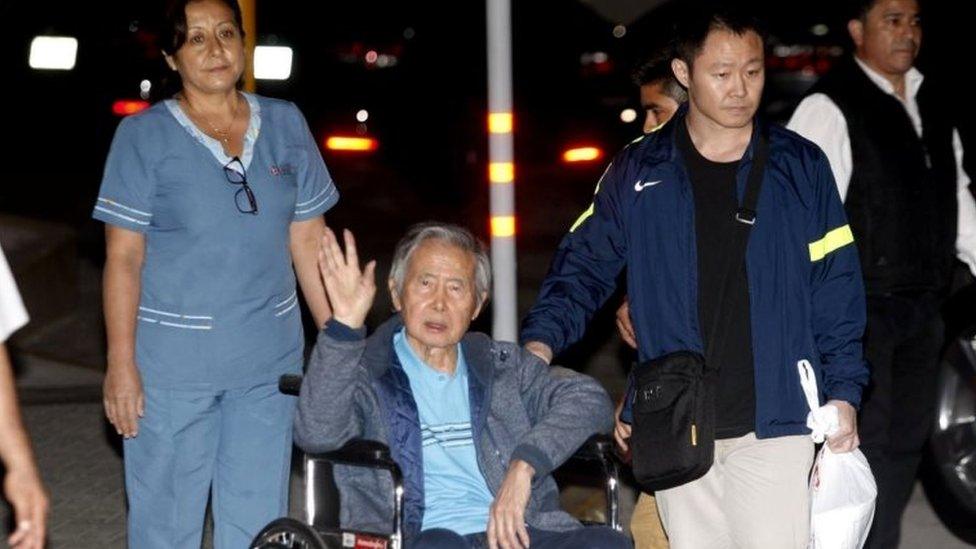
[2,0,971,249]
[2,1,976,545]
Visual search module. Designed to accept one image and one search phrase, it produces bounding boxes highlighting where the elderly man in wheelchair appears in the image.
[266,222,631,549]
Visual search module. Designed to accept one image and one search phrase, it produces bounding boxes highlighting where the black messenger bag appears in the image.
[630,130,769,492]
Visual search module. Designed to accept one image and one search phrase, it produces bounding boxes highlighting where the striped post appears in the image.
[486,0,517,341]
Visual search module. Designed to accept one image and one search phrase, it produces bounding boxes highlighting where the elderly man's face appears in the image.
[391,239,485,352]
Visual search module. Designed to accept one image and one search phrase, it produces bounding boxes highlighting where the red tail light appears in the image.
[112,100,150,116]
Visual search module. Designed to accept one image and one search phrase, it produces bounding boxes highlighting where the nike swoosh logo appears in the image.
[634,180,662,191]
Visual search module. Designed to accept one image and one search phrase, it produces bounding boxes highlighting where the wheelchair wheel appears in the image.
[250,518,330,549]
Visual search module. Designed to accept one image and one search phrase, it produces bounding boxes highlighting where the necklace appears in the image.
[180,93,239,144]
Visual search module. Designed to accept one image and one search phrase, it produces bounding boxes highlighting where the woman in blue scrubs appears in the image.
[93,0,337,546]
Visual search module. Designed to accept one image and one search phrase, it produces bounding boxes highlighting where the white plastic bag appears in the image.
[798,360,877,549]
[808,444,877,548]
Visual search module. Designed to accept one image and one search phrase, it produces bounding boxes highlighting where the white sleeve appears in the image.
[0,246,28,342]
[953,128,976,276]
[787,93,853,201]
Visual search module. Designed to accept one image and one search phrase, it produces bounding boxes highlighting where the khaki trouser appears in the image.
[630,492,669,549]
[655,432,814,549]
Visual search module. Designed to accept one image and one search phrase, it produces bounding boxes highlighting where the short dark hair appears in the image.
[671,3,766,68]
[632,53,688,103]
[850,0,881,22]
[159,0,245,56]
[848,0,920,22]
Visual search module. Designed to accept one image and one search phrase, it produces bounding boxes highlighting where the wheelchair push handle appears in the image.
[573,434,614,461]
[321,439,394,465]
[279,374,303,396]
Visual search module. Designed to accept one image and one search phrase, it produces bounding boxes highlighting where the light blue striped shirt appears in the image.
[393,329,494,535]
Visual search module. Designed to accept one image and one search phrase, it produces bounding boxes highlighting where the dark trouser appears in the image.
[406,525,631,549]
[860,292,944,549]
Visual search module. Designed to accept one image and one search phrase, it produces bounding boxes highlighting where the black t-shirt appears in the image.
[677,121,756,439]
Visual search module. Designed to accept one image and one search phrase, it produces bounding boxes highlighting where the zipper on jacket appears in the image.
[476,432,499,497]
[474,362,497,498]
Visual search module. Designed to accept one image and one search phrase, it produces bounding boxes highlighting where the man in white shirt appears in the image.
[0,245,48,548]
[787,1,974,546]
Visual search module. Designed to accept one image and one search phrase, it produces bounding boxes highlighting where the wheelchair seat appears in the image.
[252,374,621,549]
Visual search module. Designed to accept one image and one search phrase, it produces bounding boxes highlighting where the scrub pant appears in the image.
[124,381,295,549]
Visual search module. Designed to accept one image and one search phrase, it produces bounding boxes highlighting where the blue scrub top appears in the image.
[94,93,339,389]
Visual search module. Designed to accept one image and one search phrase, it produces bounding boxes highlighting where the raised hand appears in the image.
[318,227,376,329]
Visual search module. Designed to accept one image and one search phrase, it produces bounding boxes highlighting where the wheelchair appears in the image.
[250,374,622,549]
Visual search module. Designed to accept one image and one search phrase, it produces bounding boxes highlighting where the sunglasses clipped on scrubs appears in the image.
[223,157,258,215]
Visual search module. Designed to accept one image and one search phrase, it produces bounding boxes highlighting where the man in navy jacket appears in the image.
[521,6,869,548]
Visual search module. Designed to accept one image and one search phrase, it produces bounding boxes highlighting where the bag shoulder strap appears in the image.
[704,126,769,367]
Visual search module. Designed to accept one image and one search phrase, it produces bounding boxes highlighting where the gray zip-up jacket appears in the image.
[294,315,614,538]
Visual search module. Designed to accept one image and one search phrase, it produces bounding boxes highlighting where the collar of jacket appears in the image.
[364,314,501,386]
[366,314,499,462]
[637,102,768,168]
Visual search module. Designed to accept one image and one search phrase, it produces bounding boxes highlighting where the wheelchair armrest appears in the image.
[570,434,614,462]
[565,433,621,531]
[302,438,406,542]
[279,374,303,396]
[309,439,395,469]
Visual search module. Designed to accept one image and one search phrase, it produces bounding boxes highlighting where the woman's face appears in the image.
[166,0,245,96]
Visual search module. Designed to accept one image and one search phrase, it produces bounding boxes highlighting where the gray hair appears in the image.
[390,222,491,302]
